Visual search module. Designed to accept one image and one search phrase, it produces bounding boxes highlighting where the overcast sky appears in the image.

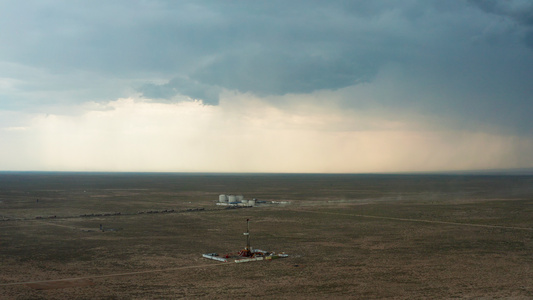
[1,0,532,172]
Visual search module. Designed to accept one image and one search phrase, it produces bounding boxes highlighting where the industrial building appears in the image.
[216,194,290,207]
[216,194,257,207]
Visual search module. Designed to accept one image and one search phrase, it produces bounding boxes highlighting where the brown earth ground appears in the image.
[1,173,532,299]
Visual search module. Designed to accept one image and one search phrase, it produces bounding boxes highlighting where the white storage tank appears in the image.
[219,194,228,203]
[248,199,256,206]
[228,195,237,203]
[236,195,244,202]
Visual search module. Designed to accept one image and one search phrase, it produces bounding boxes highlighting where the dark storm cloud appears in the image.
[139,77,221,105]
[468,0,533,48]
[191,52,376,96]
[1,0,532,134]
[0,1,415,103]
[469,0,533,26]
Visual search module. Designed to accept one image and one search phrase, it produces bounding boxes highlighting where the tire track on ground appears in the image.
[0,263,229,287]
[296,209,533,231]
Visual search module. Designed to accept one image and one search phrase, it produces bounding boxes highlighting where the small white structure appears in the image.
[228,195,237,203]
[219,195,228,203]
[271,201,291,205]
[202,253,228,262]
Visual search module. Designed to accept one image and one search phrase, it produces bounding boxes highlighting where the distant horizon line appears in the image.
[1,168,532,176]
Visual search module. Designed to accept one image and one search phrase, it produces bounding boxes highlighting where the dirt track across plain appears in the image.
[297,209,533,231]
[0,262,230,287]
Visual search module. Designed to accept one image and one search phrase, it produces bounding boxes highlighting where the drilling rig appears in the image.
[202,218,288,263]
[238,219,252,257]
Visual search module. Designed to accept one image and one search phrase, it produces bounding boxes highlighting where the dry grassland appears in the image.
[1,173,533,299]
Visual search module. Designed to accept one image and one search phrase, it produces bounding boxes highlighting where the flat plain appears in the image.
[1,172,533,299]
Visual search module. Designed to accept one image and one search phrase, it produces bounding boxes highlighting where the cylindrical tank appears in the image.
[236,195,244,202]
[248,199,256,206]
[219,194,228,203]
[228,195,237,203]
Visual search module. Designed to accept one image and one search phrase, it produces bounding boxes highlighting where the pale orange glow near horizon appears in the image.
[1,93,532,173]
